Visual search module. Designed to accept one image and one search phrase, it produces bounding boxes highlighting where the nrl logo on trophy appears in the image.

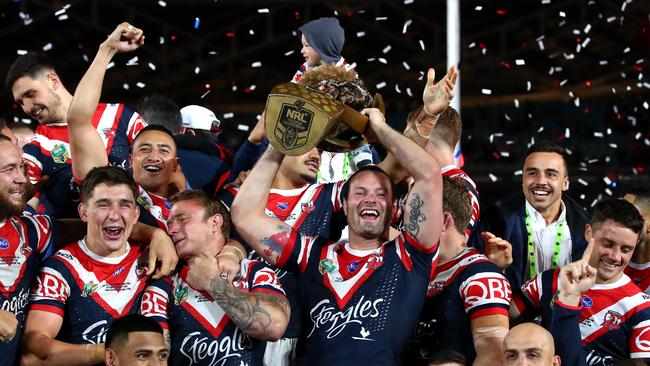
[275,99,313,151]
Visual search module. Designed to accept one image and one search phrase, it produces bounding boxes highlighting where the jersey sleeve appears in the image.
[459,267,512,319]
[512,273,544,318]
[29,260,71,317]
[630,317,650,359]
[124,108,147,144]
[22,143,44,184]
[274,229,321,274]
[140,278,172,329]
[23,214,55,255]
[550,298,587,366]
[395,231,439,274]
[247,261,286,297]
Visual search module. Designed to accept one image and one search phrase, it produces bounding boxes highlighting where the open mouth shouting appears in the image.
[529,186,552,200]
[143,163,164,174]
[103,225,125,241]
[359,208,380,222]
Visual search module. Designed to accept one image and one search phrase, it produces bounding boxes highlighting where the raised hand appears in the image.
[482,231,513,270]
[422,66,458,116]
[101,22,145,54]
[558,238,596,306]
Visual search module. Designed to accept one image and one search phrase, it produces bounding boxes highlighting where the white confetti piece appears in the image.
[515,59,525,65]
[514,99,520,108]
[159,37,165,45]
[107,61,115,69]
[232,85,238,92]
[54,8,66,16]
[376,17,387,21]
[643,101,649,110]
[249,85,256,91]
[609,143,618,148]
[126,56,138,66]
[136,82,145,88]
[419,40,425,51]
[257,8,269,13]
[594,132,603,137]
[378,58,387,64]
[582,38,591,48]
[514,170,523,176]
[251,61,262,68]
[572,29,581,35]
[82,54,89,62]
[237,124,249,131]
[605,188,612,196]
[574,97,580,107]
[406,87,413,97]
[468,42,476,48]
[376,82,387,89]
[395,84,401,93]
[578,178,588,186]
[42,43,53,51]
[635,132,642,140]
[623,47,630,53]
[148,62,156,71]
[526,81,532,91]
[489,174,498,182]
[58,14,68,21]
[200,89,211,99]
[537,36,545,50]
[580,194,586,200]
[559,11,566,17]
[382,45,392,54]
[584,24,592,33]
[500,152,510,157]
[537,126,544,133]
[404,0,414,4]
[607,128,612,135]
[564,52,575,60]
[223,113,234,119]
[402,61,410,70]
[357,31,366,37]
[122,83,129,90]
[603,177,612,185]
[481,89,492,95]
[158,0,166,6]
[194,66,200,74]
[284,50,295,56]
[403,20,412,34]
[475,6,483,11]
[542,0,550,4]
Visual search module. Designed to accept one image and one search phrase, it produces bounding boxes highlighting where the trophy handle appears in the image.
[339,105,369,134]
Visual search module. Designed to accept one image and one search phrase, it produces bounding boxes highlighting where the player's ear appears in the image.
[78,202,88,222]
[584,223,592,241]
[105,348,117,365]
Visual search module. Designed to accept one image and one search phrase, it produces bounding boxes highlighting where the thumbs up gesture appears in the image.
[557,238,597,306]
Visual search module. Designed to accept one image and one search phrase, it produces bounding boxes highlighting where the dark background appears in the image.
[0,0,648,209]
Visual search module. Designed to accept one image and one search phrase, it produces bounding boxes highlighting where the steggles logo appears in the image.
[308,296,384,339]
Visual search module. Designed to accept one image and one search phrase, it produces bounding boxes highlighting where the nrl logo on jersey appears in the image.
[136,195,153,209]
[52,144,69,164]
[81,281,99,297]
[174,284,189,305]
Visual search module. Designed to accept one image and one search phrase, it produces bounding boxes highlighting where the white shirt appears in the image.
[525,200,573,277]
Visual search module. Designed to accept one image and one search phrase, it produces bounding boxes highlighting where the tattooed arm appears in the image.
[363,108,442,248]
[186,256,289,341]
[231,145,294,266]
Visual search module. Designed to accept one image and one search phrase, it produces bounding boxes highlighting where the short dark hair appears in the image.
[426,349,466,366]
[105,314,163,349]
[132,124,177,152]
[431,106,462,149]
[81,166,138,204]
[591,198,644,235]
[5,52,57,90]
[340,165,395,202]
[139,94,183,134]
[523,141,569,175]
[170,190,230,240]
[443,176,471,236]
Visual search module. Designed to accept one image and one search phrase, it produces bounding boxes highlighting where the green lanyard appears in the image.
[525,208,564,278]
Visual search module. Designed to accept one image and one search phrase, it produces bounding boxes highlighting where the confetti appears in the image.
[475,6,483,11]
[237,124,250,131]
[356,31,366,38]
[402,61,410,70]
[376,81,387,89]
[284,50,294,56]
[378,58,387,64]
[148,63,156,71]
[376,17,387,21]
[58,14,68,21]
[200,90,211,99]
[194,66,200,74]
[515,59,525,65]
[481,89,492,95]
[559,11,566,17]
[514,170,523,176]
[489,174,498,182]
[42,43,53,51]
[257,8,269,13]
[578,178,589,186]
[419,40,425,51]
[122,83,129,90]
[223,113,234,119]
[402,20,412,34]
[107,62,115,69]
[404,0,414,4]
[158,0,166,6]
[194,17,200,29]
[54,8,66,16]
[126,56,138,66]
[136,82,145,88]
[406,87,413,97]
[382,45,392,54]
[251,61,262,68]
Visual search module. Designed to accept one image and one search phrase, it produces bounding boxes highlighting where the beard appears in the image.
[0,191,25,218]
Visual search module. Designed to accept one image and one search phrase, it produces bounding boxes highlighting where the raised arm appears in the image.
[364,108,442,248]
[230,145,294,266]
[186,255,289,341]
[67,22,144,180]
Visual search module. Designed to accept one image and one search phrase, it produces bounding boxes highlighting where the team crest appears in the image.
[137,195,153,209]
[602,310,623,330]
[319,259,337,275]
[301,202,315,213]
[174,284,189,305]
[20,243,32,256]
[427,281,444,297]
[274,100,313,150]
[81,281,99,297]
[135,262,148,278]
[366,253,384,269]
[52,144,69,164]
[0,238,8,250]
[101,128,116,139]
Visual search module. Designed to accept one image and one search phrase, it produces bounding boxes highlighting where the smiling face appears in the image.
[11,74,65,125]
[300,34,321,67]
[343,170,394,241]
[503,323,560,366]
[167,198,223,260]
[522,152,569,216]
[130,130,178,196]
[586,220,639,284]
[79,183,140,257]
[0,141,27,217]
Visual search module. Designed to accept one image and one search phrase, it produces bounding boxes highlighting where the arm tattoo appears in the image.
[261,225,291,262]
[405,193,426,237]
[209,277,290,337]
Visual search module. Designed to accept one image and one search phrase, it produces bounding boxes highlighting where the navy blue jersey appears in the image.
[141,259,286,366]
[134,184,171,232]
[220,181,347,339]
[23,103,146,218]
[29,240,147,344]
[276,230,438,365]
[406,248,511,363]
[0,214,53,365]
[515,270,650,365]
